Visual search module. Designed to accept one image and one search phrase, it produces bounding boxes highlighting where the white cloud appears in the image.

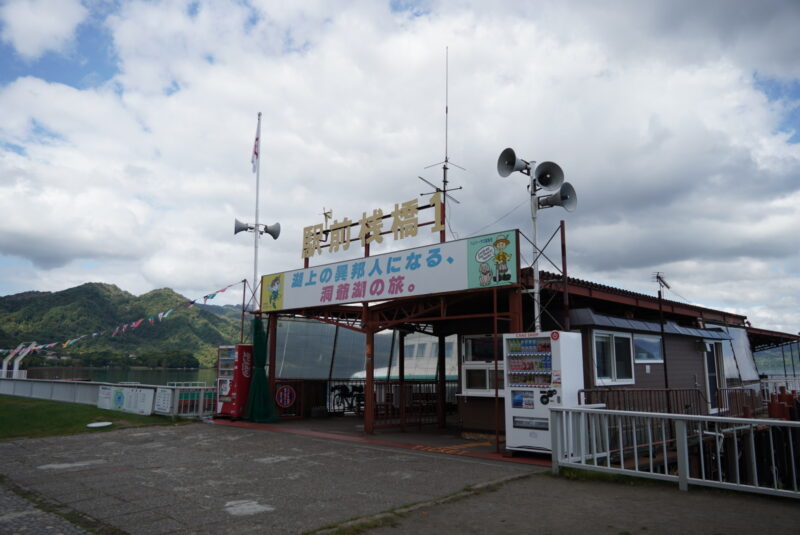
[0,0,88,60]
[0,0,798,334]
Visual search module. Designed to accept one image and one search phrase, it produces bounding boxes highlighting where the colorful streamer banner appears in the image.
[0,280,245,354]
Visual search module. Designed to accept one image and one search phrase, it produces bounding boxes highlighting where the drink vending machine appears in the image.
[503,331,584,452]
[215,344,253,418]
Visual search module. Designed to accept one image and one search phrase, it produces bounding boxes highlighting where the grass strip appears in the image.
[0,394,185,440]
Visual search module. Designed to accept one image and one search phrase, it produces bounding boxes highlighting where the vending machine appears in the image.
[503,331,583,452]
[215,344,253,419]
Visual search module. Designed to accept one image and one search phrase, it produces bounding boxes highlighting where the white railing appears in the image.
[0,378,215,418]
[761,378,800,396]
[158,385,217,417]
[550,406,800,499]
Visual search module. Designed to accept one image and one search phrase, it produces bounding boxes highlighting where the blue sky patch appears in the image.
[0,141,26,156]
[389,0,431,18]
[754,73,800,144]
[0,18,117,89]
[30,120,63,143]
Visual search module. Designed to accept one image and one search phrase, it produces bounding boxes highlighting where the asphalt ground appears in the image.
[1,420,799,534]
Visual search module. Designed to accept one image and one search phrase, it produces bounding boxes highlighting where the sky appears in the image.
[1,0,799,334]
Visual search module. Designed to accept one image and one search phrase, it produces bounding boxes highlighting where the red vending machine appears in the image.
[215,344,253,418]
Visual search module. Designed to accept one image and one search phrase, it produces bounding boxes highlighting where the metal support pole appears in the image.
[560,220,570,331]
[493,287,500,453]
[550,410,562,474]
[399,331,406,432]
[239,279,247,343]
[676,420,689,491]
[386,330,395,382]
[437,334,446,428]
[365,327,375,434]
[530,175,541,332]
[781,344,788,378]
[327,324,339,382]
[658,288,672,413]
[252,112,262,311]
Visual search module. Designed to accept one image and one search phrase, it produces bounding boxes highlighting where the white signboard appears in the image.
[97,386,154,415]
[261,230,519,312]
[154,387,173,414]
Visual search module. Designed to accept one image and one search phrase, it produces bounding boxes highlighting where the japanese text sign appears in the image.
[262,230,519,312]
[301,192,444,259]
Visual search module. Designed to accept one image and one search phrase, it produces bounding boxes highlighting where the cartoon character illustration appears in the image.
[478,262,494,286]
[493,235,512,282]
[268,276,281,309]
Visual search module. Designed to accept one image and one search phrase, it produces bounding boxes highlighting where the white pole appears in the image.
[253,112,262,311]
[530,174,541,332]
[1,342,25,378]
[12,342,37,378]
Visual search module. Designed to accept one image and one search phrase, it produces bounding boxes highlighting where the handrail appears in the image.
[554,405,800,426]
[550,405,800,499]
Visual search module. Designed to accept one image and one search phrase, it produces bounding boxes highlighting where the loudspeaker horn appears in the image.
[262,222,281,240]
[534,161,564,191]
[538,182,577,212]
[234,218,251,235]
[497,147,529,177]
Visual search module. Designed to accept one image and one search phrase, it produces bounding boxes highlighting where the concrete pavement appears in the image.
[1,421,799,534]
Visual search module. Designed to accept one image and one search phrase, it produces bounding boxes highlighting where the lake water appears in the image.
[26,367,219,386]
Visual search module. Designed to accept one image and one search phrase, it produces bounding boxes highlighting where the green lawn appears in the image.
[0,394,185,440]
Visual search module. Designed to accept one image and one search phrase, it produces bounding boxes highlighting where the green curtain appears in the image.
[245,317,278,422]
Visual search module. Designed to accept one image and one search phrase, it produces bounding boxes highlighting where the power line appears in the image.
[467,198,528,236]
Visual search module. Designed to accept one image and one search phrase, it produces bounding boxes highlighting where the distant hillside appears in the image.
[0,283,243,367]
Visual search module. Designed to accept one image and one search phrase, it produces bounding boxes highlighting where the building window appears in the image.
[594,331,634,385]
[465,369,487,390]
[463,335,499,362]
[461,335,504,396]
[633,334,663,363]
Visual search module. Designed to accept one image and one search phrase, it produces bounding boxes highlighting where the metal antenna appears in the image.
[419,46,464,240]
[654,272,671,290]
[321,207,333,230]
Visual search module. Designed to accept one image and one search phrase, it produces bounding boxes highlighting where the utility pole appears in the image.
[655,272,672,413]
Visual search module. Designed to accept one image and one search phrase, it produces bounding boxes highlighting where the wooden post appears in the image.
[365,328,375,434]
[437,334,446,428]
[509,288,523,333]
[399,331,406,432]
[493,287,500,453]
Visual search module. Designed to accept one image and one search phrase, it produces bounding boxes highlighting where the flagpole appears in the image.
[253,112,262,311]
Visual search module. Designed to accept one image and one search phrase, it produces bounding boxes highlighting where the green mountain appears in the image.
[0,283,242,367]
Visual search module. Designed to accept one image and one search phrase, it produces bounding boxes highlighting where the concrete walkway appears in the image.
[1,421,798,534]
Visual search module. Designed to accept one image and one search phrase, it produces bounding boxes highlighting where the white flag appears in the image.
[251,113,261,173]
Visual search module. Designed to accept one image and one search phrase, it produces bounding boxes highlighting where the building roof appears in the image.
[534,269,747,325]
[569,308,731,340]
[746,325,800,351]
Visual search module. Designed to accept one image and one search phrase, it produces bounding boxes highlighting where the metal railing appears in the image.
[1,370,27,379]
[579,388,709,415]
[761,378,800,398]
[0,377,215,418]
[717,387,764,418]
[158,385,216,418]
[325,378,457,428]
[551,406,800,499]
